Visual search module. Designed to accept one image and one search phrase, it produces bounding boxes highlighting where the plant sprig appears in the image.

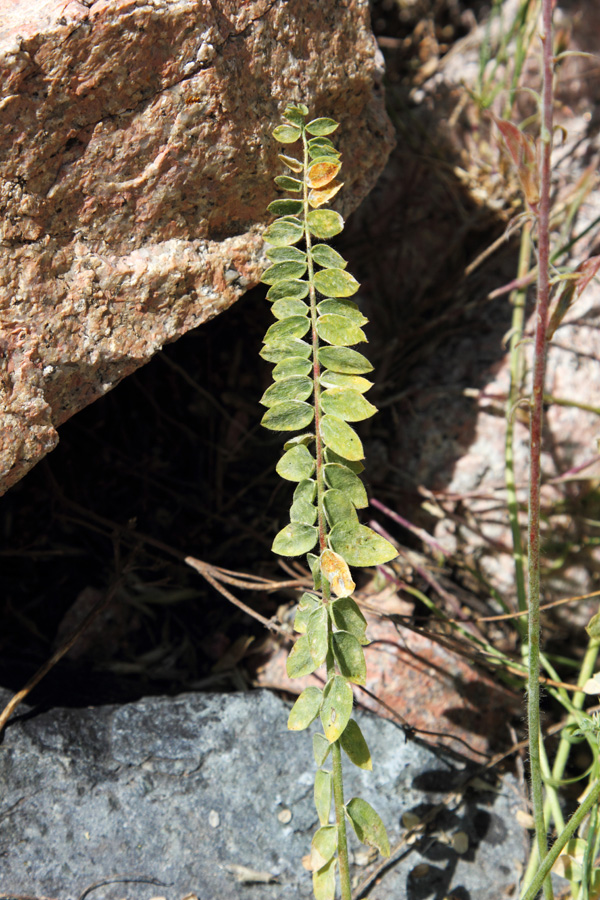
[259,103,397,900]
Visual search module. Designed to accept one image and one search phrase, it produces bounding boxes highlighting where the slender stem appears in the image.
[302,125,352,900]
[526,3,554,897]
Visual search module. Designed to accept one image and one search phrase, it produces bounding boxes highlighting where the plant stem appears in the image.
[302,125,352,900]
[526,2,554,897]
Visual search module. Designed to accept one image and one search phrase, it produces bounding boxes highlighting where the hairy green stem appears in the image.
[302,124,352,900]
[526,2,554,897]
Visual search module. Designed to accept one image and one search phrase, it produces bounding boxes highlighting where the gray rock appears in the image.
[0,689,527,899]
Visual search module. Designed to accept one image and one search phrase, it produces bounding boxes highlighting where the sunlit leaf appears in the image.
[276,443,316,481]
[311,826,338,870]
[273,123,302,143]
[306,117,339,136]
[320,415,364,461]
[313,857,337,900]
[307,605,328,667]
[339,719,372,770]
[329,521,397,566]
[307,159,342,189]
[288,686,322,730]
[286,634,318,677]
[321,388,377,422]
[271,297,309,320]
[260,338,311,363]
[284,432,314,449]
[274,522,318,557]
[331,597,368,645]
[307,209,344,239]
[345,798,390,857]
[313,733,332,767]
[283,103,308,126]
[320,371,373,394]
[267,198,304,217]
[272,356,313,380]
[317,315,366,347]
[266,279,309,302]
[308,136,340,157]
[324,463,367,508]
[263,217,303,246]
[323,489,359,526]
[321,674,353,742]
[320,548,355,597]
[324,447,364,474]
[307,551,322,589]
[319,346,373,374]
[264,316,310,343]
[278,153,303,173]
[262,260,307,285]
[293,591,320,633]
[309,181,344,208]
[317,298,366,324]
[262,400,314,432]
[294,478,317,504]
[314,268,360,298]
[260,374,312,407]
[314,769,332,826]
[290,495,317,525]
[274,175,302,192]
[332,631,366,684]
[312,245,347,270]
[266,245,307,264]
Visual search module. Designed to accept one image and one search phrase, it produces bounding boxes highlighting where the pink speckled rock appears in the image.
[0,0,393,494]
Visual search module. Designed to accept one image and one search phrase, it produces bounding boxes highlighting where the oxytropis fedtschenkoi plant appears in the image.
[259,103,397,900]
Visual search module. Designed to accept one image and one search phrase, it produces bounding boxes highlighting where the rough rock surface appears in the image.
[0,689,527,900]
[0,0,394,496]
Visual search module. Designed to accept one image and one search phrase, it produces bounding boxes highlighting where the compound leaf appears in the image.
[339,719,372,770]
[314,268,360,298]
[329,521,397,567]
[261,400,314,432]
[332,631,366,685]
[288,686,322,731]
[286,633,318,677]
[321,388,377,422]
[307,209,344,239]
[273,522,318,557]
[345,798,390,857]
[260,375,312,407]
[320,415,364,461]
[276,443,315,481]
[319,346,373,375]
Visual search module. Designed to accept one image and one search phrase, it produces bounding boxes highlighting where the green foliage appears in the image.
[260,103,397,900]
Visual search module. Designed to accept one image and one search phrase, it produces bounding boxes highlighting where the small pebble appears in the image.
[208,809,220,828]
[277,807,292,824]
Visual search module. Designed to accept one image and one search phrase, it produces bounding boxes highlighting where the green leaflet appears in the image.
[313,857,337,900]
[271,298,309,320]
[323,489,359,526]
[339,719,372,770]
[260,339,311,363]
[262,260,308,284]
[317,314,366,347]
[313,733,332,767]
[332,631,366,685]
[317,299,367,325]
[266,245,307,263]
[313,268,360,298]
[320,388,377,422]
[311,826,338,870]
[324,448,365,474]
[294,478,317,504]
[329,520,398,567]
[312,244,347,269]
[321,674,353,742]
[307,605,328,667]
[266,279,309,302]
[314,769,332,826]
[263,217,303,246]
[307,551,322,589]
[320,370,373,394]
[283,103,309,124]
[319,346,374,374]
[306,117,339,136]
[287,634,319,677]
[290,495,317,525]
[293,591,321,633]
[267,198,304,216]
[274,175,302,192]
[278,153,303,172]
[264,316,310,343]
[260,375,313,407]
[288,686,322,731]
[261,400,314,431]
[272,356,313,380]
[320,415,364,461]
[307,209,344,239]
[345,798,390,857]
[331,597,368,645]
[324,464,368,508]
[308,136,340,157]
[273,123,301,143]
[273,522,318,557]
[276,443,315,481]
[284,432,315,450]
